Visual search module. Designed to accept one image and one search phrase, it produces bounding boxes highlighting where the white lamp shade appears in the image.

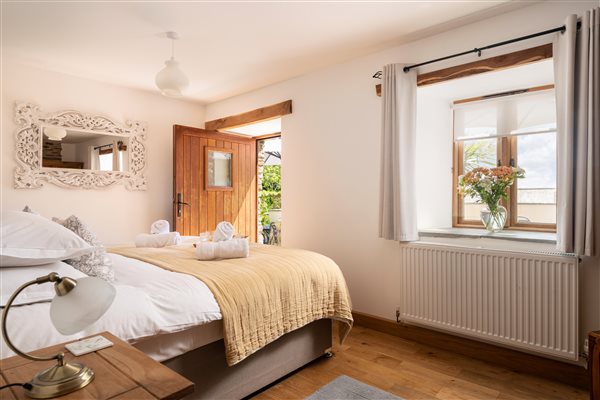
[49,277,116,335]
[155,59,189,97]
[45,126,67,141]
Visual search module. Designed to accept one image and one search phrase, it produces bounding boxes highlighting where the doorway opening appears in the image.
[222,119,283,245]
[203,100,291,244]
[257,136,281,245]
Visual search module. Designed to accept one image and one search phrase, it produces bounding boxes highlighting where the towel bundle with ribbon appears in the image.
[195,221,249,260]
[150,220,170,234]
[135,232,181,248]
[196,238,249,261]
[135,220,180,248]
[212,221,234,242]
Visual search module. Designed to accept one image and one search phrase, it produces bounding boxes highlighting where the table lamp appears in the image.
[1,272,116,398]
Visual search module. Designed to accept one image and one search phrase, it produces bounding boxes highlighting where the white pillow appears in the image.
[0,261,87,306]
[1,211,94,267]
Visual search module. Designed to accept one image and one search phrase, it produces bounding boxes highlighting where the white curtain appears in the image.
[379,64,418,241]
[89,146,100,170]
[112,140,120,171]
[554,8,600,256]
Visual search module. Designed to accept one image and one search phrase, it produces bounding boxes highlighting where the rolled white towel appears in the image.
[135,232,181,248]
[150,220,170,234]
[213,221,235,242]
[196,238,249,261]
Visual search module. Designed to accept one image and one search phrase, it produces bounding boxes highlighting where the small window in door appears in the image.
[205,147,233,190]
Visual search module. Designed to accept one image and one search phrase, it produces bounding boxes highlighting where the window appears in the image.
[98,152,113,171]
[205,148,233,190]
[453,86,557,231]
[92,141,128,172]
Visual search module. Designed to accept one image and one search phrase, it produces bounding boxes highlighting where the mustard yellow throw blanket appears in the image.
[109,244,353,366]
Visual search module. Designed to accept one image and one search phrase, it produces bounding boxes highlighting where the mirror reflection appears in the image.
[42,127,129,172]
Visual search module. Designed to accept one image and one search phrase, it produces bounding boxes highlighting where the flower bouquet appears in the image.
[458,166,525,232]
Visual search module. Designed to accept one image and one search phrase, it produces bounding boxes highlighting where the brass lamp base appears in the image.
[26,362,94,399]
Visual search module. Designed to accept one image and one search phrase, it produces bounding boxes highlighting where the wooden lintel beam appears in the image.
[375,43,553,97]
[205,100,292,131]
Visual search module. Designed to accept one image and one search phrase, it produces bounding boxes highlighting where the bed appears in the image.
[1,229,353,399]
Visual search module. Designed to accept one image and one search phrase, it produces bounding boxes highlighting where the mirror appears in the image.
[205,147,233,190]
[42,127,130,172]
[15,103,147,190]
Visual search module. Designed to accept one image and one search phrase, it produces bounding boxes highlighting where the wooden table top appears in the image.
[0,332,194,400]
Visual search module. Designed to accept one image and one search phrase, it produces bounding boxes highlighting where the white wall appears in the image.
[1,60,205,244]
[205,1,600,354]
[60,143,76,162]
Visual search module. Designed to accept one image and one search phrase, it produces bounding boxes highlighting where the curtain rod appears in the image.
[94,141,124,151]
[372,22,580,79]
[93,143,113,150]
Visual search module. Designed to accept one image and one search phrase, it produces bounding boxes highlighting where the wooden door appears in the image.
[173,125,256,240]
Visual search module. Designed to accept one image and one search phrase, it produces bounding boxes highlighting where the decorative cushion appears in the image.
[1,261,87,307]
[0,211,94,267]
[52,215,115,282]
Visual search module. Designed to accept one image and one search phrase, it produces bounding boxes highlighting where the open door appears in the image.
[173,125,256,240]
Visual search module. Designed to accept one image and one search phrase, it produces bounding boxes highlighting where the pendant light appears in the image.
[155,31,189,97]
[44,126,67,141]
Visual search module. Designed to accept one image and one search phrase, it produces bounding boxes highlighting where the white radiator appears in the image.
[399,243,579,361]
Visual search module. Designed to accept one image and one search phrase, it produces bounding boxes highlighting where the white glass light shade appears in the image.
[45,126,67,141]
[49,277,116,335]
[155,58,189,97]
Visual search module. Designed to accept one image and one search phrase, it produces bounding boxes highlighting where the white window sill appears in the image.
[419,227,556,244]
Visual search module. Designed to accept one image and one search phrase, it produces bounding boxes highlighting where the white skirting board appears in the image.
[399,243,579,361]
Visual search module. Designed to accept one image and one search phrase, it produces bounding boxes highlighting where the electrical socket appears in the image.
[583,338,589,355]
[395,307,401,324]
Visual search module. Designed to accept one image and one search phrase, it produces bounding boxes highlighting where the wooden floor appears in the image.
[251,325,589,400]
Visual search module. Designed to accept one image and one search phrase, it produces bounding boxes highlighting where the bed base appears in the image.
[163,319,333,399]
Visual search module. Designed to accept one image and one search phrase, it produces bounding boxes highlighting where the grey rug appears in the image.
[305,375,403,400]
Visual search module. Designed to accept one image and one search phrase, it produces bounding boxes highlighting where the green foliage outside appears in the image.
[259,165,281,227]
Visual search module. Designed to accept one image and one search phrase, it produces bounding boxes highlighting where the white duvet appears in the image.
[0,253,222,360]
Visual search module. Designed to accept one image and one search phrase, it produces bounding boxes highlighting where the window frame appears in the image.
[452,85,557,233]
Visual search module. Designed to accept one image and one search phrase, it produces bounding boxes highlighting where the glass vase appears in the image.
[480,203,507,232]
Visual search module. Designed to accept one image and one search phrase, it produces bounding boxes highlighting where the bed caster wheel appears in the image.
[324,351,334,358]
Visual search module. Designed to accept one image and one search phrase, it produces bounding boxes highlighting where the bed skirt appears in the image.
[163,319,333,399]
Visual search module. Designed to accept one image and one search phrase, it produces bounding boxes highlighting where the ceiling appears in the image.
[60,129,124,144]
[2,1,528,104]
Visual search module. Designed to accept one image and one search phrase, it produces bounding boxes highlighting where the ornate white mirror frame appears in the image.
[14,103,147,190]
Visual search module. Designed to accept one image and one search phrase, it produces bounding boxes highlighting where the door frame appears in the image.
[189,100,291,241]
[204,100,292,131]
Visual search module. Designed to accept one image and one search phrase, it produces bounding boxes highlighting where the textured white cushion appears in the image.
[0,211,94,267]
[0,261,87,306]
[53,215,115,282]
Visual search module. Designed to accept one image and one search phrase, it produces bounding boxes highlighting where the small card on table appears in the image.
[65,335,114,356]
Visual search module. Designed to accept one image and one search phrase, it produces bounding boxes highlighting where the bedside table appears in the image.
[0,332,194,400]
